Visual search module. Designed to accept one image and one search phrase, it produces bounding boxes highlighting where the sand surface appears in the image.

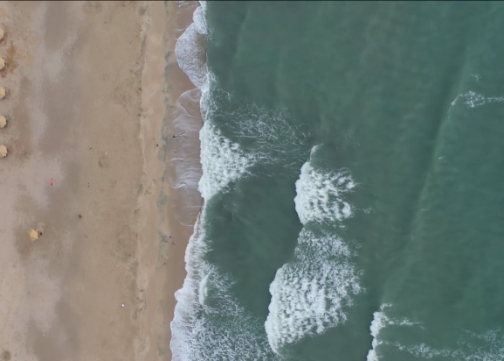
[0,2,200,361]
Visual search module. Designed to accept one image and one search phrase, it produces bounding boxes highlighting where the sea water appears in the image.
[171,2,504,360]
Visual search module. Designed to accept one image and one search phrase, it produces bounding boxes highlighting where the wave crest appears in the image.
[266,229,362,354]
[295,162,356,224]
[266,150,362,354]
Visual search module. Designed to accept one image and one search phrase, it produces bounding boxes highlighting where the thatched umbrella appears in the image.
[0,116,6,129]
[0,87,5,99]
[0,145,7,157]
[27,229,40,241]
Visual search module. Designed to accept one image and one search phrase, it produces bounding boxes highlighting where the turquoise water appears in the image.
[171,2,504,360]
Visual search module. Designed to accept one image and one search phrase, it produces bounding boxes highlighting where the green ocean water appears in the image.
[171,2,504,360]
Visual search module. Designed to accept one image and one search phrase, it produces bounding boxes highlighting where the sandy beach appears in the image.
[0,2,201,361]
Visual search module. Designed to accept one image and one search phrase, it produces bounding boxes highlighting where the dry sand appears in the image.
[0,2,201,361]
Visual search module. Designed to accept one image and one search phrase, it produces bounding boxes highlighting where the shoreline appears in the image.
[136,1,202,360]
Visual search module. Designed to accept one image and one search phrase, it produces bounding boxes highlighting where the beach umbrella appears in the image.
[0,145,6,157]
[0,87,5,99]
[0,116,5,128]
[27,229,40,241]
[0,58,5,70]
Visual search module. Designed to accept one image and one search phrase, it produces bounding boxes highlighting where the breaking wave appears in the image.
[266,229,362,354]
[266,147,362,354]
[198,121,256,200]
[174,3,207,89]
[171,208,279,361]
[171,2,301,360]
[365,304,504,361]
[366,304,419,361]
[295,162,356,224]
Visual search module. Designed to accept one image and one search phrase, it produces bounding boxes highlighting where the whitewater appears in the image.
[170,2,366,359]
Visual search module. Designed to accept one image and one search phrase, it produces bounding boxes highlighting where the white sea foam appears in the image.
[171,211,279,361]
[266,229,362,353]
[192,5,207,35]
[198,271,210,306]
[227,105,304,150]
[395,329,504,361]
[265,154,362,354]
[196,83,306,200]
[171,3,280,360]
[365,305,504,361]
[295,161,356,225]
[175,21,207,88]
[366,304,421,361]
[198,121,256,200]
[366,306,390,361]
[395,343,451,359]
[169,0,210,225]
[450,91,504,108]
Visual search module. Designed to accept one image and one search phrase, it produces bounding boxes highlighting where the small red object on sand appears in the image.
[49,178,54,186]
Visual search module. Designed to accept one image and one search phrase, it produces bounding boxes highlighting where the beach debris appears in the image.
[27,229,41,241]
[0,58,5,70]
[0,87,6,99]
[0,145,7,157]
[49,178,54,187]
[0,116,7,129]
[121,303,125,307]
[78,214,82,219]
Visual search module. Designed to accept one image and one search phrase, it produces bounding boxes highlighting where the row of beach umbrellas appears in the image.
[0,27,36,240]
[0,115,7,156]
[0,27,8,157]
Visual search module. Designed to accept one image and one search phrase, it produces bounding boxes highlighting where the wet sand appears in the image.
[0,2,200,361]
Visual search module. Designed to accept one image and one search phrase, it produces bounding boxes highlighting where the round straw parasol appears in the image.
[0,87,5,99]
[0,116,5,129]
[28,229,40,241]
[0,145,7,157]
